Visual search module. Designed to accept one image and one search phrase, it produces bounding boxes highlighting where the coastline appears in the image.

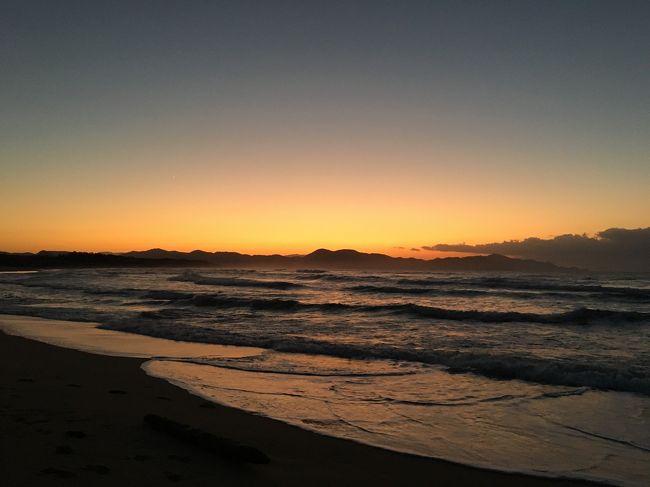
[0,322,603,486]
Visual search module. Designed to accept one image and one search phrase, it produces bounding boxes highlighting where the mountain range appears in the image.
[0,248,575,272]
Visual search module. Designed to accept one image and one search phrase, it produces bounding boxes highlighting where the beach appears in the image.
[4,1,648,484]
[0,324,601,486]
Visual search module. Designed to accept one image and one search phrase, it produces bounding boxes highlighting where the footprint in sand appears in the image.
[164,471,182,482]
[84,464,111,475]
[40,467,76,479]
[65,430,87,439]
[55,445,74,455]
[168,454,191,463]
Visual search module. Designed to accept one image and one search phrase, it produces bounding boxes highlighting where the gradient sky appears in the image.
[2,1,649,256]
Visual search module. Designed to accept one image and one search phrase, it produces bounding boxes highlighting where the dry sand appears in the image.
[0,330,601,486]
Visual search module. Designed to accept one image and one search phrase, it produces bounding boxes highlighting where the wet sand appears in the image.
[0,330,601,486]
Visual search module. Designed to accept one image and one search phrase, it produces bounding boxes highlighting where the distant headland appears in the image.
[0,248,578,272]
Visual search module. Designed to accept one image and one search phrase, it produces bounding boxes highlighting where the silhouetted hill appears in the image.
[428,253,563,272]
[301,249,419,269]
[0,252,210,269]
[123,248,571,272]
[0,248,574,272]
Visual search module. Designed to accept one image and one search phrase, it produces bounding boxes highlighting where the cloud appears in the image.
[394,246,421,252]
[424,227,650,271]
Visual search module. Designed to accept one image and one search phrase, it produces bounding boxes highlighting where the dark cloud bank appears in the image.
[427,227,650,272]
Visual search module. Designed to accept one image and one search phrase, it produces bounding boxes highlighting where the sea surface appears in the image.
[1,267,649,486]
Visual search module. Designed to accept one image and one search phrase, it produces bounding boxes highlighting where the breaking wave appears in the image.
[100,320,650,395]
[170,272,305,290]
[0,303,648,394]
[147,291,650,325]
[394,276,650,301]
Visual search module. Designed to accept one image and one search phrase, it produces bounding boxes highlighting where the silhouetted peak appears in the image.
[305,249,368,261]
[334,249,363,256]
[484,254,510,260]
[307,249,363,257]
[307,249,333,257]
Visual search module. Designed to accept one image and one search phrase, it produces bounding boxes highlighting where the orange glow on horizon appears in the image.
[2,115,648,256]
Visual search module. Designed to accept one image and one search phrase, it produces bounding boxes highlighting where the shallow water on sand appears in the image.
[1,267,649,485]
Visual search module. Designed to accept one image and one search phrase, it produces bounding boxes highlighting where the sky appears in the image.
[1,1,649,257]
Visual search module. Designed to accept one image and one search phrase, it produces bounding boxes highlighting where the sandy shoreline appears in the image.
[0,328,602,486]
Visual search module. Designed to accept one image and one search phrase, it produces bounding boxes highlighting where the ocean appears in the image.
[1,267,648,486]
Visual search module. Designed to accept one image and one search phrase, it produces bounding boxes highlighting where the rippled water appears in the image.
[1,268,649,485]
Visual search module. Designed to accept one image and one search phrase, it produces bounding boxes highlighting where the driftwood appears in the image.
[143,414,270,464]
